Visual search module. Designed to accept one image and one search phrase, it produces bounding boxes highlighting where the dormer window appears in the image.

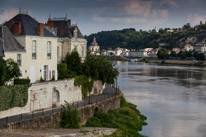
[73,27,78,38]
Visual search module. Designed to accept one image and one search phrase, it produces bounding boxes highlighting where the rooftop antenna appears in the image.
[19,6,21,14]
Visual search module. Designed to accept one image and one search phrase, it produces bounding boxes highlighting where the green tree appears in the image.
[193,51,199,58]
[64,50,82,75]
[0,57,6,86]
[83,55,119,84]
[170,51,177,58]
[5,59,21,81]
[157,48,169,59]
[196,53,205,60]
[57,63,68,79]
[178,51,186,59]
[186,51,193,57]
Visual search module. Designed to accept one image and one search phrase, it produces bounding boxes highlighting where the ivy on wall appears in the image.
[0,85,29,111]
[74,75,93,98]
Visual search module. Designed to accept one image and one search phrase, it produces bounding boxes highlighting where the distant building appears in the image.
[148,48,159,58]
[46,17,87,62]
[89,37,100,55]
[3,13,58,83]
[172,48,181,53]
[129,48,153,57]
[194,42,206,53]
[115,47,123,56]
[121,49,130,57]
[183,44,194,51]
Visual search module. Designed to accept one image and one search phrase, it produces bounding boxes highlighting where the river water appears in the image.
[116,61,206,137]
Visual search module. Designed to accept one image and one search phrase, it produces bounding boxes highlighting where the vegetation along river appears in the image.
[116,61,206,137]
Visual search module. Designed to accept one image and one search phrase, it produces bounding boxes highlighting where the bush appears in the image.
[157,48,169,59]
[60,102,81,128]
[0,85,29,111]
[14,78,30,85]
[196,53,205,60]
[0,57,6,86]
[57,63,68,79]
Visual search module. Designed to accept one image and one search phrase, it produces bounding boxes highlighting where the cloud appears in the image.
[187,14,206,25]
[152,9,168,18]
[0,8,18,23]
[161,0,178,8]
[124,0,152,16]
[93,15,147,23]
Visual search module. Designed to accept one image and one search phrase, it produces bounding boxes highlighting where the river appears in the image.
[116,61,206,137]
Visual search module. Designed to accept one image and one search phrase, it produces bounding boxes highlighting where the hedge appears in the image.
[14,78,30,85]
[0,85,29,111]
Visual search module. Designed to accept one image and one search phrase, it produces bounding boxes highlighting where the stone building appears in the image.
[89,37,100,55]
[2,13,58,83]
[45,17,87,62]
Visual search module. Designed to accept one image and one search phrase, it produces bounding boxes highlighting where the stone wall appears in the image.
[0,79,82,119]
[7,95,121,129]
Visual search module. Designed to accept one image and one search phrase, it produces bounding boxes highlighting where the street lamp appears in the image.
[88,77,91,104]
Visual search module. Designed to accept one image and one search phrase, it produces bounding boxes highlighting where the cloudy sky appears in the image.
[0,0,206,35]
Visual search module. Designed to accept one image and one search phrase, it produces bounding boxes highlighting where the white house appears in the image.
[3,13,58,83]
[45,17,87,62]
[195,42,206,53]
[115,47,123,56]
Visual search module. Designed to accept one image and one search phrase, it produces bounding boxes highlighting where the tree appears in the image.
[57,63,68,79]
[5,59,21,82]
[196,53,205,60]
[83,55,119,84]
[157,48,169,59]
[0,57,6,86]
[186,51,193,57]
[170,51,177,58]
[178,51,186,59]
[64,50,82,75]
[193,51,199,58]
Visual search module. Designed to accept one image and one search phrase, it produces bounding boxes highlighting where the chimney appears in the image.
[68,19,71,26]
[47,18,53,27]
[38,23,44,36]
[14,22,22,34]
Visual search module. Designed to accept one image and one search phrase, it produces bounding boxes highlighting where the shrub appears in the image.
[14,78,30,85]
[60,102,81,128]
[0,85,29,111]
[57,63,68,79]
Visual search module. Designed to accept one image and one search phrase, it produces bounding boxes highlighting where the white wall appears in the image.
[0,79,82,119]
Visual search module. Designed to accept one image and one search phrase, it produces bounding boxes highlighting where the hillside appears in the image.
[85,23,206,50]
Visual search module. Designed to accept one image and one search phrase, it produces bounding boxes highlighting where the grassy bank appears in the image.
[85,94,147,137]
[106,56,130,61]
[139,58,206,67]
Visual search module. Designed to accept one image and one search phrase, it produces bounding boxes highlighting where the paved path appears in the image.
[0,86,119,129]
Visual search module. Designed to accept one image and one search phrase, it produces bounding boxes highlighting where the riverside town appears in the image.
[0,0,206,137]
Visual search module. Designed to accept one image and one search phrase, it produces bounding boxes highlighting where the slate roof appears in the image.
[51,20,84,38]
[0,26,25,52]
[4,14,56,37]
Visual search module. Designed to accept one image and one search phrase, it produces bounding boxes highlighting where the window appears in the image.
[32,40,37,59]
[47,41,51,59]
[17,54,21,66]
[44,65,48,80]
[82,46,84,57]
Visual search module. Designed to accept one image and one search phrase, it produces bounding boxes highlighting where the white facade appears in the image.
[195,43,206,53]
[129,48,153,57]
[57,38,87,63]
[115,47,123,56]
[183,44,194,51]
[4,36,58,82]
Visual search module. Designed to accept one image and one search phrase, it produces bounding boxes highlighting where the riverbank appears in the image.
[85,94,147,137]
[139,58,206,66]
[106,56,130,61]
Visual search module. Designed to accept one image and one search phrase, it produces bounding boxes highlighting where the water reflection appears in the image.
[117,62,206,137]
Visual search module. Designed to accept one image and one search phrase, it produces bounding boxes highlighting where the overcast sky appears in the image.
[0,0,206,35]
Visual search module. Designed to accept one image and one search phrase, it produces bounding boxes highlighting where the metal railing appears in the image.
[0,88,120,129]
